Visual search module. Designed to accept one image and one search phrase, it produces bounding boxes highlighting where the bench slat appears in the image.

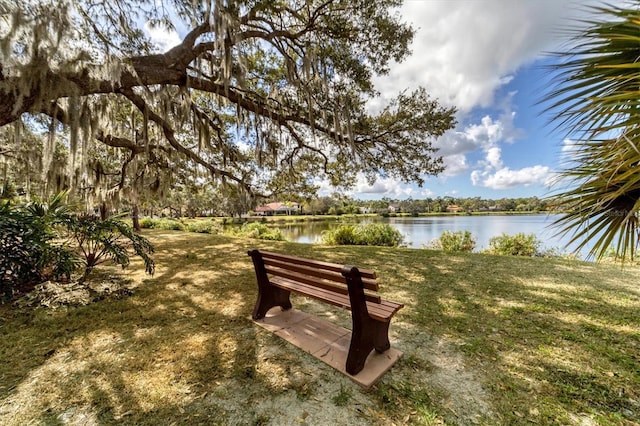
[266,266,382,304]
[260,250,377,280]
[263,257,379,291]
[270,277,401,322]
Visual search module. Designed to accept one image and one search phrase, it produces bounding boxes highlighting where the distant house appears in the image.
[387,204,399,213]
[255,202,300,216]
[446,205,464,213]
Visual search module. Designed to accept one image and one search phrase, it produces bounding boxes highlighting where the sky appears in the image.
[347,0,612,200]
[146,0,613,201]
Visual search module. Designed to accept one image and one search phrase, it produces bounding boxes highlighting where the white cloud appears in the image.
[431,89,552,190]
[441,153,469,176]
[562,138,577,152]
[435,114,507,166]
[435,94,520,177]
[475,165,552,190]
[375,0,605,113]
[316,175,427,198]
[469,134,552,190]
[350,175,415,198]
[466,115,505,147]
[486,147,503,169]
[420,188,435,198]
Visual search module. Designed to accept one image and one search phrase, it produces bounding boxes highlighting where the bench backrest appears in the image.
[257,250,382,304]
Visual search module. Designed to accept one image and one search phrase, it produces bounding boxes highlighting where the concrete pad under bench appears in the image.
[253,307,402,389]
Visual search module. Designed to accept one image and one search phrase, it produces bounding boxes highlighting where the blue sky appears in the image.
[333,0,611,201]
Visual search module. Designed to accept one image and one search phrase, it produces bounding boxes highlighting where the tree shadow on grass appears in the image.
[0,232,336,424]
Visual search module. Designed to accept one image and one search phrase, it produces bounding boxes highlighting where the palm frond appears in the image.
[545,2,640,262]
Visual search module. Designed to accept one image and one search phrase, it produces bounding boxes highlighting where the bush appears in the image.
[138,217,155,228]
[322,223,404,247]
[322,224,358,245]
[0,194,156,301]
[0,194,78,301]
[486,233,540,256]
[142,218,219,234]
[355,223,404,247]
[430,230,476,252]
[537,246,579,260]
[186,221,221,234]
[235,223,285,240]
[63,214,155,282]
[138,217,185,231]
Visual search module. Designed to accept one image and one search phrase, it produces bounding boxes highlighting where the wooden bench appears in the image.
[248,249,404,375]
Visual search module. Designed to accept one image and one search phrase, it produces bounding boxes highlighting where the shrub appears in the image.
[322,224,358,245]
[186,221,221,234]
[322,223,404,247]
[138,217,185,231]
[236,223,285,240]
[0,194,156,301]
[487,233,541,256]
[431,230,476,252]
[63,214,155,282]
[355,223,404,247]
[0,194,78,301]
[138,217,155,228]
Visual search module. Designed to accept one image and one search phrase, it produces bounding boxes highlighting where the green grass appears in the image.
[0,230,638,425]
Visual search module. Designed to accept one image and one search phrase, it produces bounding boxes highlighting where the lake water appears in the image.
[276,214,591,257]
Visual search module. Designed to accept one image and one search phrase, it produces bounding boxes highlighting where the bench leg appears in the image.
[249,249,293,320]
[346,318,391,375]
[374,321,391,353]
[342,265,395,375]
[346,328,375,375]
[252,287,292,320]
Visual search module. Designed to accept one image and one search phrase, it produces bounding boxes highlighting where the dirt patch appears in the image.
[390,321,495,424]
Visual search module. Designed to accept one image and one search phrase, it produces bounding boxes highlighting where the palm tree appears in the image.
[544,2,640,261]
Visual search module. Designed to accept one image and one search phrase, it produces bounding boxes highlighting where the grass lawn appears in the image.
[0,230,638,425]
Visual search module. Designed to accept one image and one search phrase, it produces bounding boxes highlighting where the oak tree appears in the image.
[0,0,456,209]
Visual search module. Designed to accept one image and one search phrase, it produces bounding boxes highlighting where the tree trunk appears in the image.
[132,204,140,232]
[99,202,108,220]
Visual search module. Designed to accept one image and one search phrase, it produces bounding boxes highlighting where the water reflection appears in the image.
[275,215,587,257]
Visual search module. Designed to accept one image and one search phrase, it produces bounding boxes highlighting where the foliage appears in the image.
[429,230,476,252]
[1,0,456,211]
[139,217,185,231]
[543,3,640,262]
[536,246,579,260]
[322,224,359,245]
[302,195,552,216]
[486,233,541,257]
[354,223,405,247]
[331,384,353,406]
[0,192,155,300]
[62,214,155,282]
[185,221,221,234]
[0,193,78,300]
[322,223,404,247]
[235,223,285,241]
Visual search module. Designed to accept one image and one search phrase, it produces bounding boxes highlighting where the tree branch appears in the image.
[119,87,259,196]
